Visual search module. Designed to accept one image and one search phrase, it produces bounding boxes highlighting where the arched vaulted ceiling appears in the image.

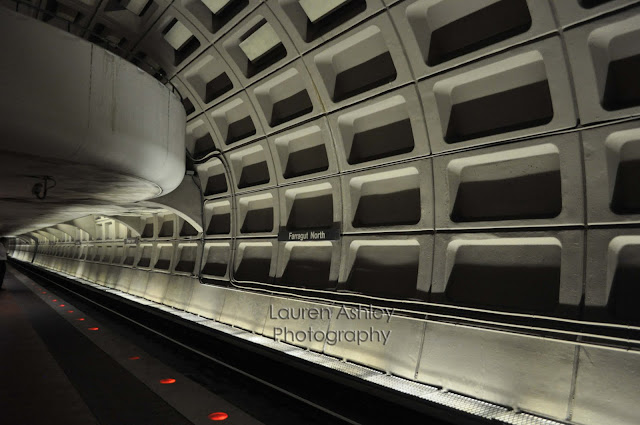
[4,2,640,424]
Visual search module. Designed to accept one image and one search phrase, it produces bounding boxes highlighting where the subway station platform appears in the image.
[0,264,262,425]
[2,262,466,425]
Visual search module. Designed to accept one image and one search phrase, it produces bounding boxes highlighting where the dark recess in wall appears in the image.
[207,213,231,235]
[287,195,334,230]
[301,0,367,42]
[284,145,329,178]
[611,159,640,214]
[348,119,414,164]
[353,189,421,227]
[205,73,234,103]
[445,80,554,143]
[270,90,313,127]
[238,161,270,188]
[225,116,256,145]
[333,52,397,102]
[451,170,562,222]
[235,257,271,281]
[204,174,228,196]
[602,55,640,111]
[427,0,532,66]
[241,208,273,233]
[446,264,560,313]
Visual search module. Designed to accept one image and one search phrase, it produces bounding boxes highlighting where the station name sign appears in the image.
[124,237,140,244]
[278,227,340,241]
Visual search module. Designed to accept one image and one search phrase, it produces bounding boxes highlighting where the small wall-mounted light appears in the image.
[29,176,56,200]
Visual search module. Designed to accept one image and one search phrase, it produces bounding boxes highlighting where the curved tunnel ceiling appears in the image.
[4,1,640,424]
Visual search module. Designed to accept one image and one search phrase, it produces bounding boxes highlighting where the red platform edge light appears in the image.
[59,304,65,307]
[88,327,99,331]
[128,356,141,360]
[159,378,176,384]
[208,412,228,421]
[67,310,74,313]
[52,299,57,302]
[76,318,85,321]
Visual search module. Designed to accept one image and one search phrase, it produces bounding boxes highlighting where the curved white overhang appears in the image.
[0,7,186,235]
